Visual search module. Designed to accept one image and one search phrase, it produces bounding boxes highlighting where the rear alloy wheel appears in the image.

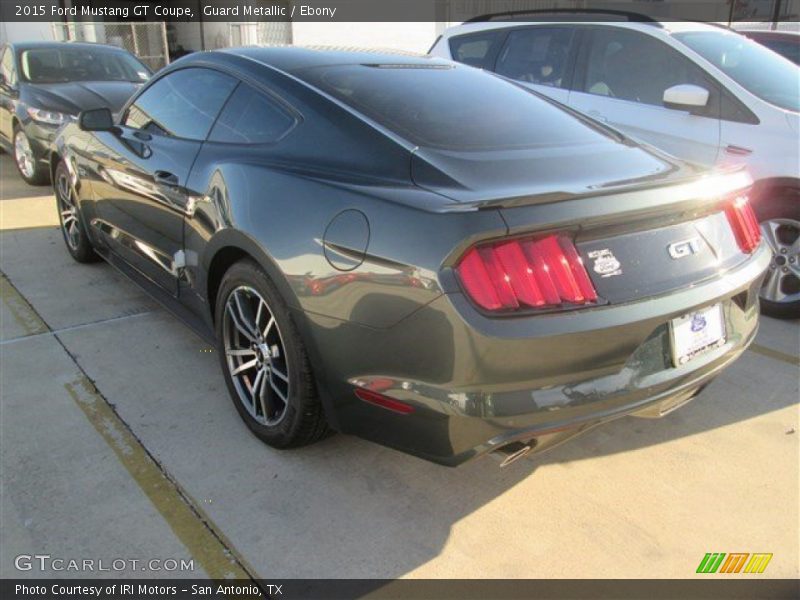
[760,217,800,318]
[55,161,98,263]
[14,128,48,185]
[216,260,329,448]
[223,285,291,426]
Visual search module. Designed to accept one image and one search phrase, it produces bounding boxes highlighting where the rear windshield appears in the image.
[299,63,610,150]
[20,47,150,84]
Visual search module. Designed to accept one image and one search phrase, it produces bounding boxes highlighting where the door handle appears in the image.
[154,170,179,186]
[725,144,752,156]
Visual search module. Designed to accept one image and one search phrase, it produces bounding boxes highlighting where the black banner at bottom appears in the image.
[2,579,799,600]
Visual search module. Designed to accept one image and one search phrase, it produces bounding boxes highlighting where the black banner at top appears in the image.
[1,0,799,23]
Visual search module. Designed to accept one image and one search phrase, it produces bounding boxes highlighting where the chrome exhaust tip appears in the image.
[490,441,533,467]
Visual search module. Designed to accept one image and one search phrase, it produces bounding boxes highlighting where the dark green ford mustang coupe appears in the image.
[52,47,768,466]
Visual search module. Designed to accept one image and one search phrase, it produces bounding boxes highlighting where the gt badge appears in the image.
[588,248,622,278]
[668,237,701,259]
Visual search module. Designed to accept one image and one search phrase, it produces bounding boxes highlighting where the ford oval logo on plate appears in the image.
[669,304,725,366]
[691,314,707,332]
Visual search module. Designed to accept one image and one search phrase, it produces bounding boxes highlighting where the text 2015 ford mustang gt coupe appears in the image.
[52,48,769,466]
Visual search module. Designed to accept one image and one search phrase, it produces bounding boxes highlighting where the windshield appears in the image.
[675,31,800,112]
[759,39,800,66]
[20,47,150,84]
[299,63,611,150]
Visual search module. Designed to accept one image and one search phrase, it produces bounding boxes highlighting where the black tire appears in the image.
[13,126,49,185]
[755,191,800,319]
[54,161,99,264]
[215,259,329,448]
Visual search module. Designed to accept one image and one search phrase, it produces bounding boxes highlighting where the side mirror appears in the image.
[78,108,114,131]
[663,84,710,112]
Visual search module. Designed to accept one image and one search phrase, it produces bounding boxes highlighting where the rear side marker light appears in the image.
[455,234,598,312]
[725,195,761,254]
[355,388,415,414]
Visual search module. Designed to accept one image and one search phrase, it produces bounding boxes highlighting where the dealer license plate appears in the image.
[669,304,725,366]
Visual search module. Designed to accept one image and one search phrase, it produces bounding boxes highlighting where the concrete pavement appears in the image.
[1,153,798,579]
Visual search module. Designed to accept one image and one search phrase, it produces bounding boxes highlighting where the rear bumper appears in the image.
[304,245,770,466]
[448,335,753,466]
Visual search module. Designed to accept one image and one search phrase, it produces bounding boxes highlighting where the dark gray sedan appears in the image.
[0,42,149,185]
[52,48,769,466]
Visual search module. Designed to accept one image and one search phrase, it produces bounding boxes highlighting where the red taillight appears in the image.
[455,234,598,312]
[725,195,761,254]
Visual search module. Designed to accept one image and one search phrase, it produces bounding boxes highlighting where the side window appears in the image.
[448,30,505,69]
[581,28,711,107]
[1,48,17,87]
[495,27,575,88]
[208,84,295,144]
[123,68,237,140]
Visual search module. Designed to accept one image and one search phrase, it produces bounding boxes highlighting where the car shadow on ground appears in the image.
[0,155,51,201]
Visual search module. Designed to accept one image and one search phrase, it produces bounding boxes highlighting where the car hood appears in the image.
[410,137,704,209]
[25,81,142,115]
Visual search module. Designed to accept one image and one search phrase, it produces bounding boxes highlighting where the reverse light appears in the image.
[455,234,598,312]
[725,195,761,254]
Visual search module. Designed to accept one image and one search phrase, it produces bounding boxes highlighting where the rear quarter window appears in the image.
[209,84,296,144]
[448,30,505,69]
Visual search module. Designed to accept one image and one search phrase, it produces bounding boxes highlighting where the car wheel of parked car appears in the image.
[55,161,99,263]
[215,259,329,448]
[758,192,800,319]
[14,127,48,185]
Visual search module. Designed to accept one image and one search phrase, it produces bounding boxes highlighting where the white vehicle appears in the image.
[430,13,800,317]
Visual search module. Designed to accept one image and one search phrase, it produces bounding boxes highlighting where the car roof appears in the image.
[442,19,727,38]
[222,45,450,73]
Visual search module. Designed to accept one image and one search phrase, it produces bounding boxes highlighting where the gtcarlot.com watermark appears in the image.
[14,554,194,572]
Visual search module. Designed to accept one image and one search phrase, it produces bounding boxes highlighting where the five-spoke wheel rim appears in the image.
[223,286,290,426]
[14,131,35,179]
[760,218,800,305]
[56,169,81,251]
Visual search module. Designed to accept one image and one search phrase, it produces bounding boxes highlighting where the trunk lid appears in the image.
[484,168,755,307]
[575,210,747,304]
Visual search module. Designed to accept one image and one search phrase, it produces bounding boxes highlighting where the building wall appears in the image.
[0,22,55,45]
[291,22,444,53]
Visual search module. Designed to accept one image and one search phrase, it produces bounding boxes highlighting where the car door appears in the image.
[180,82,300,323]
[88,67,238,294]
[568,27,722,166]
[492,26,578,105]
[0,46,19,146]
